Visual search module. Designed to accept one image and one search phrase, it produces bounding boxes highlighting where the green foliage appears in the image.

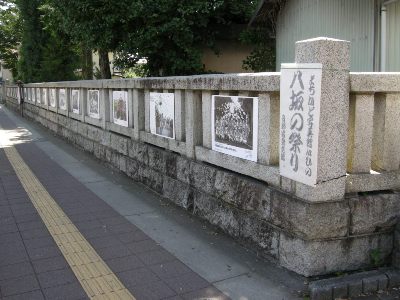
[3,0,264,81]
[240,26,276,72]
[14,0,79,82]
[114,0,258,76]
[0,1,21,79]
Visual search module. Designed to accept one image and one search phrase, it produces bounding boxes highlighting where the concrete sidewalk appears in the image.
[0,105,306,299]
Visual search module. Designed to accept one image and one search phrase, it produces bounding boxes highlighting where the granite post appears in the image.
[292,37,351,202]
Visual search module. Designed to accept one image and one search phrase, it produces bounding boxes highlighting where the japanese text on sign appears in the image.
[279,63,322,187]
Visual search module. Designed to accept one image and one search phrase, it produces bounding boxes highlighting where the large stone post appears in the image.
[292,37,351,202]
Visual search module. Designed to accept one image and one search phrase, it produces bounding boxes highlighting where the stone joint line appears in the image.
[4,146,136,300]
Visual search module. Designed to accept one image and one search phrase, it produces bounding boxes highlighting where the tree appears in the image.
[115,0,258,76]
[14,0,79,82]
[15,0,46,82]
[47,0,133,79]
[0,1,21,79]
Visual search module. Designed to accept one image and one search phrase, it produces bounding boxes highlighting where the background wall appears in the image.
[276,0,375,71]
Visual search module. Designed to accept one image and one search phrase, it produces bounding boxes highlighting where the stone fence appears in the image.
[2,37,400,277]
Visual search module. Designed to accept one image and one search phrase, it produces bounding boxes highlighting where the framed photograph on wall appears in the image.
[42,88,47,105]
[36,88,41,104]
[88,89,100,119]
[59,89,67,110]
[112,91,128,127]
[149,92,175,139]
[211,95,258,162]
[71,89,80,114]
[49,89,56,107]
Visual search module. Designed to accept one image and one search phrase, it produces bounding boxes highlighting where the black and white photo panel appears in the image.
[212,95,258,161]
[150,92,175,139]
[88,90,100,119]
[112,91,129,127]
[71,89,80,114]
[59,89,67,111]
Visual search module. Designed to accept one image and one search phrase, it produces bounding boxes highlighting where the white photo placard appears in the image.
[71,89,80,114]
[36,88,41,104]
[88,90,100,119]
[150,92,175,139]
[17,87,21,104]
[212,95,258,162]
[279,63,322,187]
[42,88,47,105]
[49,88,56,107]
[112,91,128,127]
[59,89,67,110]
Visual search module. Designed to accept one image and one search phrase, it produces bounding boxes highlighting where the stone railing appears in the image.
[347,73,400,193]
[4,74,282,183]
[2,43,400,200]
[2,38,400,277]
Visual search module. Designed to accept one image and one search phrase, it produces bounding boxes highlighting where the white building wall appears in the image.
[386,1,400,71]
[276,0,375,71]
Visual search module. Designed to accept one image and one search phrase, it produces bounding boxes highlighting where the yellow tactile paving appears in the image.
[4,146,136,300]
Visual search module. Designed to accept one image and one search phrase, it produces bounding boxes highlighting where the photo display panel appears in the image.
[112,91,129,127]
[88,90,100,119]
[149,92,175,139]
[211,95,258,162]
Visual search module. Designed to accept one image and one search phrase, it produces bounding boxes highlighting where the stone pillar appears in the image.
[293,37,351,202]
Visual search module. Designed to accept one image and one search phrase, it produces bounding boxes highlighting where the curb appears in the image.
[309,269,400,300]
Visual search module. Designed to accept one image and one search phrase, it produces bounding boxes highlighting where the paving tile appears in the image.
[77,226,111,239]
[3,290,45,300]
[164,296,184,300]
[0,233,22,245]
[20,228,50,240]
[0,262,34,281]
[165,272,210,295]
[117,267,160,288]
[126,240,162,255]
[16,221,46,232]
[26,245,61,261]
[0,274,40,297]
[138,249,176,266]
[86,235,123,250]
[105,255,144,273]
[0,207,13,218]
[42,282,88,300]
[181,286,230,300]
[72,219,102,231]
[0,223,19,235]
[10,208,37,217]
[96,245,132,260]
[23,236,55,250]
[32,256,68,274]
[0,216,16,226]
[130,280,176,300]
[37,269,78,289]
[98,216,129,227]
[14,213,41,224]
[150,260,193,279]
[0,249,29,267]
[116,230,149,244]
[67,213,97,223]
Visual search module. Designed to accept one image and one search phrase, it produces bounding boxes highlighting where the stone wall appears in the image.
[5,99,398,277]
[3,37,400,278]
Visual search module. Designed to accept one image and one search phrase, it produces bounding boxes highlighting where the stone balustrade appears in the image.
[1,37,400,277]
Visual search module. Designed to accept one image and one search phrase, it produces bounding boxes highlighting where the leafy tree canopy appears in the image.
[0,0,21,79]
[49,0,257,77]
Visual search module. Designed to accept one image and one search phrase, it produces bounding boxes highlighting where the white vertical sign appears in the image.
[112,91,129,127]
[279,63,322,187]
[149,92,175,139]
